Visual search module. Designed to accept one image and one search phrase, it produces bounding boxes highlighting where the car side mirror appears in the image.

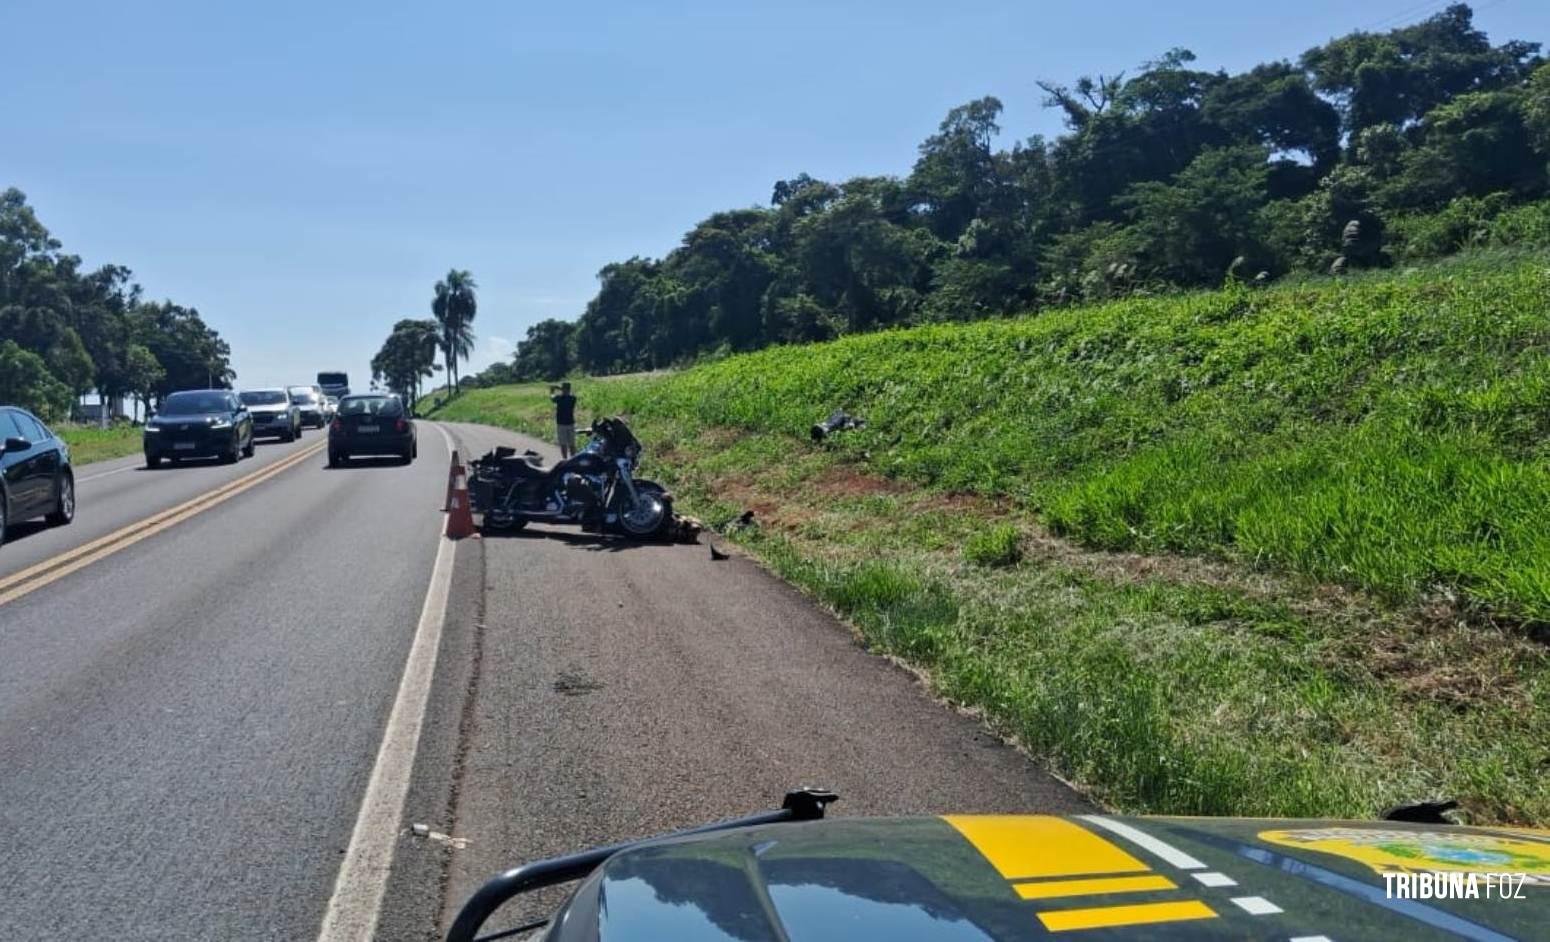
[3,436,32,454]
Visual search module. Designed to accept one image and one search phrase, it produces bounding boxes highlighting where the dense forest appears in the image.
[491,4,1550,383]
[0,188,234,422]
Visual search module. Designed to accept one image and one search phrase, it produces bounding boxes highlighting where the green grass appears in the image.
[461,254,1550,624]
[429,251,1550,824]
[57,423,142,465]
[964,524,1022,568]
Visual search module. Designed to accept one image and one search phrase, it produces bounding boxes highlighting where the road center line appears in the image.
[0,440,327,606]
[316,423,456,942]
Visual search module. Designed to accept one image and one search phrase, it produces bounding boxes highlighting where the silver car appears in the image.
[240,388,302,442]
[286,385,327,428]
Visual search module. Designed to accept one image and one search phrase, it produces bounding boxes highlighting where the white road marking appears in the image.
[1078,815,1208,870]
[1289,936,1335,942]
[1193,871,1238,887]
[1232,896,1284,915]
[77,464,138,483]
[315,424,456,942]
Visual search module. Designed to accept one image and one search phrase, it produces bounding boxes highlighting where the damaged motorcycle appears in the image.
[468,416,673,539]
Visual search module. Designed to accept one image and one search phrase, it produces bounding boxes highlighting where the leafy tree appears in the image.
[1381,88,1545,208]
[371,319,439,406]
[512,318,576,381]
[909,96,1005,241]
[0,340,71,420]
[1526,63,1550,158]
[132,301,234,400]
[432,270,477,396]
[1302,4,1540,135]
[123,343,165,418]
[1202,62,1340,170]
[475,360,518,386]
[48,327,96,410]
[1119,145,1273,283]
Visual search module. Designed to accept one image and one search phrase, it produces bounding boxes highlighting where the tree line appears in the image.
[0,188,234,422]
[497,4,1549,382]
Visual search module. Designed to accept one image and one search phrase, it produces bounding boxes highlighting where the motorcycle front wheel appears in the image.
[615,481,670,538]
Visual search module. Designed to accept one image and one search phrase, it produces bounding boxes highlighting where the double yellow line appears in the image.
[0,440,327,608]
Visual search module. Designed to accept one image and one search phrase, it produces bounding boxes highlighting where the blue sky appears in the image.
[4,0,1546,390]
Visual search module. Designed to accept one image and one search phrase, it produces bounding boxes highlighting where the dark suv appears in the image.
[0,406,75,546]
[143,390,255,467]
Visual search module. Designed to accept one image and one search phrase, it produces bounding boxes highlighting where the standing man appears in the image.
[550,382,578,459]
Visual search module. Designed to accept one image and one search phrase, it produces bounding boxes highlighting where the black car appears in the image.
[239,388,302,441]
[143,390,255,467]
[0,406,75,546]
[328,394,416,466]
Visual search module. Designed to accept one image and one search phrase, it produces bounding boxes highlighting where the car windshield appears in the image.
[340,397,402,417]
[240,391,287,405]
[318,373,347,385]
[289,389,318,404]
[160,392,232,414]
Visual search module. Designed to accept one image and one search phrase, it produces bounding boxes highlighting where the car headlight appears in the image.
[210,418,232,429]
[143,424,161,433]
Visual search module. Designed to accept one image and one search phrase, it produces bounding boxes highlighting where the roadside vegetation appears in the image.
[428,251,1550,825]
[467,4,1550,387]
[57,423,143,465]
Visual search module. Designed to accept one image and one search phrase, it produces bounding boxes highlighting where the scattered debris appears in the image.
[665,513,705,544]
[810,409,867,442]
[1382,799,1460,825]
[409,824,471,849]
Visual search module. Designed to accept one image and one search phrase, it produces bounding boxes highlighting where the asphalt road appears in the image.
[0,418,1085,941]
[0,429,450,940]
[0,428,328,584]
[384,422,1088,941]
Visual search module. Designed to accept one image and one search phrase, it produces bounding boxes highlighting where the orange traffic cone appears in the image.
[444,450,464,512]
[446,462,477,539]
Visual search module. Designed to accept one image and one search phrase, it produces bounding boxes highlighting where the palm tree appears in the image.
[432,269,477,396]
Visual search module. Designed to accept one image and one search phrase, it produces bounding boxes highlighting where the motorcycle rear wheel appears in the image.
[483,510,528,531]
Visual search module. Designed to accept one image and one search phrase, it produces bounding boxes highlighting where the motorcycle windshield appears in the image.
[596,417,641,457]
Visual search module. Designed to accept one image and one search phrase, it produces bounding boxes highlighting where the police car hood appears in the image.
[542,815,1549,941]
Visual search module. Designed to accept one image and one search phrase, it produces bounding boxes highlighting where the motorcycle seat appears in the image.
[478,448,549,480]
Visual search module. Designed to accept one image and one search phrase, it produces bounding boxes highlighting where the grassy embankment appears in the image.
[57,423,142,465]
[430,251,1550,825]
